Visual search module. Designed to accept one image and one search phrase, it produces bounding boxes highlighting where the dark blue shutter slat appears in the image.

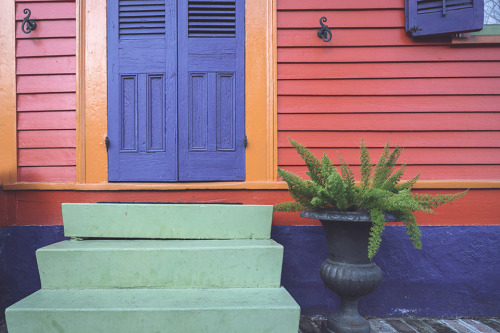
[406,0,484,36]
[187,0,237,37]
[118,0,166,37]
[108,0,178,181]
[178,0,245,181]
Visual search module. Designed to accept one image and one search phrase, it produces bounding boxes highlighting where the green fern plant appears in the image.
[275,138,468,259]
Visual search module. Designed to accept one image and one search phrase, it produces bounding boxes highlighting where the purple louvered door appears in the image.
[108,0,244,181]
[178,0,245,181]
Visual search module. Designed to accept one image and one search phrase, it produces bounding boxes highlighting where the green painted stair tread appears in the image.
[6,288,301,333]
[62,203,273,239]
[37,239,284,289]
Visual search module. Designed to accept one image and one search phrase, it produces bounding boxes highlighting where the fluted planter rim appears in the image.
[300,209,399,223]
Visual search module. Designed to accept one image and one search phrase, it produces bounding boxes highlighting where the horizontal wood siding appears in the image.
[16,1,76,182]
[277,0,500,181]
[3,189,498,226]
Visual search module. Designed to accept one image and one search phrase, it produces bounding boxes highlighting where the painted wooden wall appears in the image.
[16,0,76,182]
[276,0,500,180]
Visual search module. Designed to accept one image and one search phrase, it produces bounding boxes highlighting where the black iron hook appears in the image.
[317,17,332,42]
[22,9,37,34]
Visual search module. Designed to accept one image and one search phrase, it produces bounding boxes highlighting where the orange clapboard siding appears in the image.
[278,131,500,148]
[280,165,500,181]
[15,2,76,20]
[18,111,76,130]
[17,38,76,57]
[279,147,500,166]
[18,148,76,167]
[277,0,403,10]
[9,189,499,226]
[18,130,76,148]
[17,75,75,93]
[18,93,76,111]
[278,78,500,96]
[18,166,76,182]
[278,46,500,63]
[278,11,404,28]
[274,4,500,198]
[278,29,446,47]
[278,62,500,80]
[278,96,500,113]
[17,56,76,75]
[16,20,76,38]
[278,113,500,131]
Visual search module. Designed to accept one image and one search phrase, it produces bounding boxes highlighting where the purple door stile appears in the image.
[178,0,246,181]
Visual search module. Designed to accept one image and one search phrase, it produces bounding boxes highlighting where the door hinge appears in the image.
[409,25,422,33]
[244,135,248,148]
[105,136,110,151]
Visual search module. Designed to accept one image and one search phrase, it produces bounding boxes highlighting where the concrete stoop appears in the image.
[6,204,301,333]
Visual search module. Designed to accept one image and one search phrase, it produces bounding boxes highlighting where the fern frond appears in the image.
[382,163,407,192]
[320,153,338,180]
[360,139,372,189]
[402,214,422,250]
[395,172,421,191]
[289,138,323,185]
[373,143,402,188]
[368,208,386,259]
[321,172,349,210]
[338,153,356,206]
[274,201,306,212]
[338,153,354,187]
[277,168,317,209]
[413,190,468,211]
[372,142,390,188]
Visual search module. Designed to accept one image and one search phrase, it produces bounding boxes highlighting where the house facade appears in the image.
[1,0,499,319]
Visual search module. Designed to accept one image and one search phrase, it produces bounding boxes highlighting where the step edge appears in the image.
[37,241,284,252]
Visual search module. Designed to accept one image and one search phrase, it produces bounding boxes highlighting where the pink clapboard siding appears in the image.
[277,0,500,181]
[16,0,76,182]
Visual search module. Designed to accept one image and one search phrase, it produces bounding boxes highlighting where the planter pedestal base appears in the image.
[322,298,371,333]
[320,260,382,333]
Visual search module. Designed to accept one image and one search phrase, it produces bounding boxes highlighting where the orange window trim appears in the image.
[76,0,278,185]
[0,0,17,186]
[4,180,500,191]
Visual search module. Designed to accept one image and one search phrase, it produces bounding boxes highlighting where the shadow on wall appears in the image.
[0,225,67,321]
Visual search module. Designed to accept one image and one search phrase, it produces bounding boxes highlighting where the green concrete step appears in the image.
[37,239,284,289]
[62,203,273,239]
[6,288,300,333]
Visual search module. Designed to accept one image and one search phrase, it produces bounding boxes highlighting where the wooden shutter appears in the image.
[107,0,178,181]
[178,0,245,181]
[405,0,484,36]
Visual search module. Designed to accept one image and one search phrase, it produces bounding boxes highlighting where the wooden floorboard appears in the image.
[297,317,500,333]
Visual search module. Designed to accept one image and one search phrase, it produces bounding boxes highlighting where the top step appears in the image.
[62,203,273,239]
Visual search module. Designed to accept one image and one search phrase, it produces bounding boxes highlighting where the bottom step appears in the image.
[6,287,300,333]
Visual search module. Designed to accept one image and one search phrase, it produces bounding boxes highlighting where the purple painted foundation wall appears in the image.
[272,225,500,318]
[1,225,499,321]
[0,226,66,321]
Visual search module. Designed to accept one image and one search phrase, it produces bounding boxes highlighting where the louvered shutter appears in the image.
[107,0,178,181]
[178,0,245,181]
[405,0,484,36]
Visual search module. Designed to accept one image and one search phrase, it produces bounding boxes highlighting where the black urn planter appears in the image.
[300,210,398,333]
